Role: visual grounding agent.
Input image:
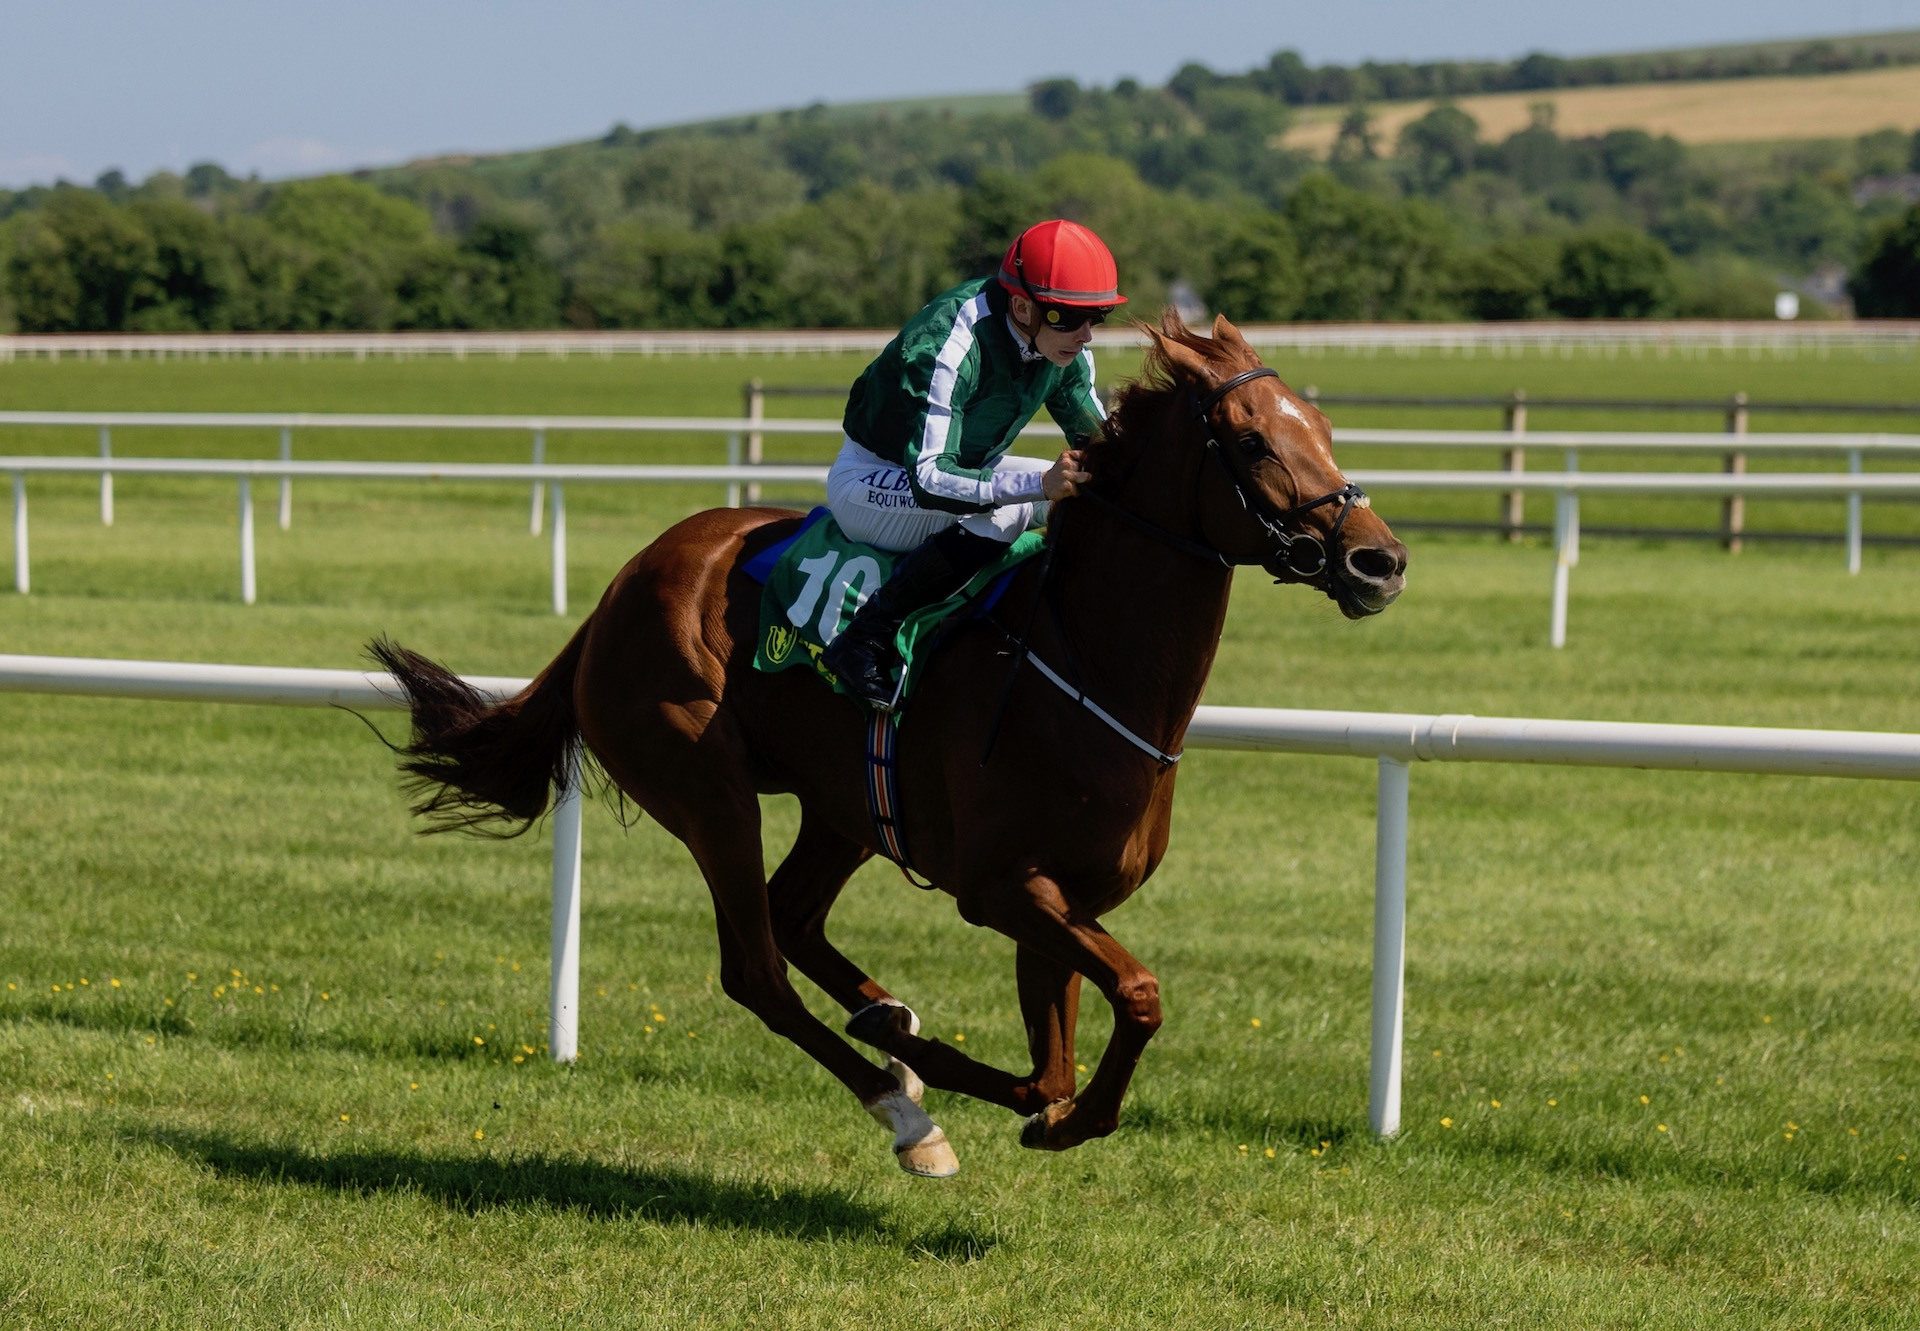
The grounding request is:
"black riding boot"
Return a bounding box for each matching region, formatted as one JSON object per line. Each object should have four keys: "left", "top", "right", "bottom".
{"left": 823, "top": 524, "right": 1003, "bottom": 709}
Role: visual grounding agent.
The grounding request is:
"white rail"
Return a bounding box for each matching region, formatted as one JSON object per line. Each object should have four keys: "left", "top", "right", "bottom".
{"left": 6, "top": 453, "right": 1919, "bottom": 634}
{"left": 3, "top": 652, "right": 1915, "bottom": 1133}
{"left": 5, "top": 321, "right": 1919, "bottom": 361}
{"left": 6, "top": 409, "right": 1915, "bottom": 556}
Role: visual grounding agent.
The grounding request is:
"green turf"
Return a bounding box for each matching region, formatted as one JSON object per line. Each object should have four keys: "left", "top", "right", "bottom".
{"left": 2, "top": 350, "right": 1917, "bottom": 1328}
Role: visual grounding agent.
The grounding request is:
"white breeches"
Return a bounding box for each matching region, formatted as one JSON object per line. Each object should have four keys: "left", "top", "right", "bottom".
{"left": 826, "top": 437, "right": 1049, "bottom": 553}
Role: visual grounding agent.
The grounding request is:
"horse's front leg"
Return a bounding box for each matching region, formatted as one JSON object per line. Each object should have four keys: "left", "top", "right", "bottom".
{"left": 963, "top": 873, "right": 1161, "bottom": 1151}
{"left": 1016, "top": 944, "right": 1082, "bottom": 1109}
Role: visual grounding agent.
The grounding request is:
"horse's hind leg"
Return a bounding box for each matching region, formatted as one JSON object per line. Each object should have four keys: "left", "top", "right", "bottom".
{"left": 765, "top": 812, "right": 1078, "bottom": 1117}
{"left": 764, "top": 812, "right": 925, "bottom": 1101}
{"left": 674, "top": 793, "right": 960, "bottom": 1178}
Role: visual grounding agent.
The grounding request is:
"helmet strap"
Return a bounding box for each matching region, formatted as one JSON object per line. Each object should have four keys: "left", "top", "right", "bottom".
{"left": 1007, "top": 293, "right": 1044, "bottom": 361}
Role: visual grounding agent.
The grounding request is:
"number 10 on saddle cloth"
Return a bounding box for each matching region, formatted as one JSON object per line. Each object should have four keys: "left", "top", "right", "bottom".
{"left": 749, "top": 508, "right": 1044, "bottom": 709}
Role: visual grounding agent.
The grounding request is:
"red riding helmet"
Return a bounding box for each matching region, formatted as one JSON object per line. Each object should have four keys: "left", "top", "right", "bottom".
{"left": 997, "top": 220, "right": 1127, "bottom": 318}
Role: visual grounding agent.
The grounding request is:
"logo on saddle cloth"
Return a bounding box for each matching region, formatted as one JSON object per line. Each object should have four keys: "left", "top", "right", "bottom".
{"left": 747, "top": 507, "right": 1042, "bottom": 707}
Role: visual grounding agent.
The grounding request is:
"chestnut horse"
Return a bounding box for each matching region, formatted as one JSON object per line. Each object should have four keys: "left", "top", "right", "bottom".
{"left": 372, "top": 311, "right": 1407, "bottom": 1177}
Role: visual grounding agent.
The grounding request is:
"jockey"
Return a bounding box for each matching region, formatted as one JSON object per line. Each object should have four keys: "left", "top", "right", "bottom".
{"left": 821, "top": 218, "right": 1126, "bottom": 709}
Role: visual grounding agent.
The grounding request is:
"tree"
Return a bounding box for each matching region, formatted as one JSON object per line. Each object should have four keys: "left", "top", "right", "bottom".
{"left": 1204, "top": 210, "right": 1301, "bottom": 321}
{"left": 126, "top": 196, "right": 240, "bottom": 329}
{"left": 1285, "top": 173, "right": 1463, "bottom": 320}
{"left": 2, "top": 188, "right": 156, "bottom": 330}
{"left": 1746, "top": 178, "right": 1859, "bottom": 268}
{"left": 1453, "top": 236, "right": 1557, "bottom": 320}
{"left": 1596, "top": 130, "right": 1684, "bottom": 194}
{"left": 1674, "top": 254, "right": 1783, "bottom": 319}
{"left": 621, "top": 136, "right": 805, "bottom": 230}
{"left": 1849, "top": 203, "right": 1920, "bottom": 317}
{"left": 184, "top": 162, "right": 237, "bottom": 199}
{"left": 568, "top": 220, "right": 723, "bottom": 327}
{"left": 1496, "top": 111, "right": 1578, "bottom": 192}
{"left": 456, "top": 212, "right": 562, "bottom": 328}
{"left": 1546, "top": 226, "right": 1677, "bottom": 317}
{"left": 1855, "top": 128, "right": 1911, "bottom": 178}
{"left": 1330, "top": 105, "right": 1380, "bottom": 164}
{"left": 1397, "top": 104, "right": 1481, "bottom": 196}
{"left": 1030, "top": 79, "right": 1082, "bottom": 121}
{"left": 1166, "top": 61, "right": 1219, "bottom": 107}
{"left": 260, "top": 177, "right": 446, "bottom": 328}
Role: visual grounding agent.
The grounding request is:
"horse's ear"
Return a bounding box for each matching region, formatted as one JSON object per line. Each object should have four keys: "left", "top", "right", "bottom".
{"left": 1211, "top": 314, "right": 1251, "bottom": 349}
{"left": 1146, "top": 320, "right": 1211, "bottom": 385}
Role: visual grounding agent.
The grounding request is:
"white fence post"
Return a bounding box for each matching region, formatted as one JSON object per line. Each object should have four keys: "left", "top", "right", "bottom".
{"left": 11, "top": 474, "right": 26, "bottom": 594}
{"left": 100, "top": 426, "right": 113, "bottom": 527}
{"left": 549, "top": 757, "right": 583, "bottom": 1064}
{"left": 278, "top": 427, "right": 293, "bottom": 530}
{"left": 1847, "top": 448, "right": 1864, "bottom": 576}
{"left": 549, "top": 482, "right": 567, "bottom": 617}
{"left": 1550, "top": 452, "right": 1580, "bottom": 649}
{"left": 725, "top": 433, "right": 742, "bottom": 508}
{"left": 1369, "top": 756, "right": 1410, "bottom": 1139}
{"left": 238, "top": 478, "right": 256, "bottom": 605}
{"left": 529, "top": 429, "right": 546, "bottom": 535}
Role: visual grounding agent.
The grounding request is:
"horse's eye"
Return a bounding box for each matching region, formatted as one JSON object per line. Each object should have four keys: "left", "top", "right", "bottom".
{"left": 1239, "top": 433, "right": 1266, "bottom": 459}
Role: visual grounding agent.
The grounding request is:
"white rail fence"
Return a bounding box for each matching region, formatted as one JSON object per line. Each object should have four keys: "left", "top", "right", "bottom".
{"left": 6, "top": 321, "right": 1920, "bottom": 361}
{"left": 7, "top": 452, "right": 1920, "bottom": 644}
{"left": 7, "top": 407, "right": 1918, "bottom": 549}
{"left": 3, "top": 652, "right": 1916, "bottom": 1137}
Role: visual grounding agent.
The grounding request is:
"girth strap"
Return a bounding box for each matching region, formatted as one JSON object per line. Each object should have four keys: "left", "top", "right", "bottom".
{"left": 863, "top": 711, "right": 933, "bottom": 888}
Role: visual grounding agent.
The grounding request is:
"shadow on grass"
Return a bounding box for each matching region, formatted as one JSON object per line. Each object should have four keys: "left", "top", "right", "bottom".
{"left": 1, "top": 1000, "right": 667, "bottom": 1071}
{"left": 143, "top": 1127, "right": 994, "bottom": 1256}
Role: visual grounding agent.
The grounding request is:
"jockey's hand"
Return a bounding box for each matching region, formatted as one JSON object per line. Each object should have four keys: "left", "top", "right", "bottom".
{"left": 1042, "top": 449, "right": 1092, "bottom": 502}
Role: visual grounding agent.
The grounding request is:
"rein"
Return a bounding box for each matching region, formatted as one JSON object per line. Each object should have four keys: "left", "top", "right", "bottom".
{"left": 978, "top": 362, "right": 1366, "bottom": 773}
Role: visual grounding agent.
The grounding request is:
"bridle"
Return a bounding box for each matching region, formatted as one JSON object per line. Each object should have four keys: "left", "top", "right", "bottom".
{"left": 1193, "top": 366, "right": 1368, "bottom": 581}
{"left": 1086, "top": 365, "right": 1367, "bottom": 583}
{"left": 981, "top": 362, "right": 1371, "bottom": 772}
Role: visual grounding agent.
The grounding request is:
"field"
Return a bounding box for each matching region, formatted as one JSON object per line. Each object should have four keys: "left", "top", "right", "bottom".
{"left": 1283, "top": 62, "right": 1920, "bottom": 155}
{"left": 3, "top": 347, "right": 1919, "bottom": 1328}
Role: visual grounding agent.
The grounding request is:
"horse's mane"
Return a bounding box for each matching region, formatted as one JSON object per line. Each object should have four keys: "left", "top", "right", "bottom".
{"left": 1088, "top": 309, "right": 1266, "bottom": 494}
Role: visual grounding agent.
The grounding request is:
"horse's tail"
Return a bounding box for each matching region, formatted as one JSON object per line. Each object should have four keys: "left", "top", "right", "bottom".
{"left": 368, "top": 623, "right": 589, "bottom": 838}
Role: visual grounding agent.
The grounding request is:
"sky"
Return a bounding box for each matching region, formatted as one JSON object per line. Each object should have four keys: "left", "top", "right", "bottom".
{"left": 5, "top": 0, "right": 1920, "bottom": 190}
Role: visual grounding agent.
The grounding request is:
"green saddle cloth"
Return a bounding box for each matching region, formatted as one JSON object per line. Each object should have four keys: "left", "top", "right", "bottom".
{"left": 751, "top": 514, "right": 1044, "bottom": 705}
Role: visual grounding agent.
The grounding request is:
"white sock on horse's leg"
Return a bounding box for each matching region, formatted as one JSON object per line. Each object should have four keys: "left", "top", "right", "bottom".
{"left": 865, "top": 1089, "right": 958, "bottom": 1178}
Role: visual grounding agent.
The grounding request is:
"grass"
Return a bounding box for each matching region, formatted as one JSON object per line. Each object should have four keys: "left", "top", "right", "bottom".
{"left": 1283, "top": 61, "right": 1920, "bottom": 154}
{"left": 2, "top": 350, "right": 1918, "bottom": 1327}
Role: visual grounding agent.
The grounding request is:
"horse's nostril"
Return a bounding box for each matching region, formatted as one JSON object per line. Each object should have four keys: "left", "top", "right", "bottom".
{"left": 1347, "top": 545, "right": 1403, "bottom": 583}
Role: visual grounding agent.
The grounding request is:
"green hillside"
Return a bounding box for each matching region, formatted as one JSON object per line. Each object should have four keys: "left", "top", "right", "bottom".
{"left": 4, "top": 29, "right": 1920, "bottom": 334}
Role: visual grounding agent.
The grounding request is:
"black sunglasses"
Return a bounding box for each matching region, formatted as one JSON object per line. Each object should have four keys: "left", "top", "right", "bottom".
{"left": 1039, "top": 304, "right": 1111, "bottom": 332}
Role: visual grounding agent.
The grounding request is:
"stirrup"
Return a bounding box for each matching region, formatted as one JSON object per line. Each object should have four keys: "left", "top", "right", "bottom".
{"left": 824, "top": 632, "right": 902, "bottom": 710}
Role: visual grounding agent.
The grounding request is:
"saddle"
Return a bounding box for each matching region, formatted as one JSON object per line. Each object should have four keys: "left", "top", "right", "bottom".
{"left": 746, "top": 508, "right": 1043, "bottom": 710}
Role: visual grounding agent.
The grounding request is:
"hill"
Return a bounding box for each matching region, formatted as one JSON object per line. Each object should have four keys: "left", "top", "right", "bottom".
{"left": 6, "top": 28, "right": 1920, "bottom": 334}
{"left": 1285, "top": 63, "right": 1920, "bottom": 156}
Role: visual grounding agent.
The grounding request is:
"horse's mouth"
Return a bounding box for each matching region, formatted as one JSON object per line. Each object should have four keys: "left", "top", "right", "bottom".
{"left": 1266, "top": 544, "right": 1406, "bottom": 618}
{"left": 1326, "top": 571, "right": 1403, "bottom": 619}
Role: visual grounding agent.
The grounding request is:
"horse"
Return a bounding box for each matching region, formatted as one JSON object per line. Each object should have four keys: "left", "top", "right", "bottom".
{"left": 370, "top": 310, "right": 1408, "bottom": 1178}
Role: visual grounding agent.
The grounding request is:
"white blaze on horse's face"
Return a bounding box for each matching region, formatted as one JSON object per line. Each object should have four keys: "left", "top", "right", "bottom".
{"left": 1277, "top": 395, "right": 1331, "bottom": 461}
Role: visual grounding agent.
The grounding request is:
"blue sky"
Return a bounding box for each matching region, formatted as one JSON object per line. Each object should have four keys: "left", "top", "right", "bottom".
{"left": 4, "top": 0, "right": 1919, "bottom": 189}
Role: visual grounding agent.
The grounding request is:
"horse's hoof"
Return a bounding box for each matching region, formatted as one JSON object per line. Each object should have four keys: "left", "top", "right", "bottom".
{"left": 846, "top": 999, "right": 918, "bottom": 1047}
{"left": 866, "top": 1089, "right": 957, "bottom": 1178}
{"left": 1020, "top": 1099, "right": 1075, "bottom": 1151}
{"left": 895, "top": 1126, "right": 959, "bottom": 1178}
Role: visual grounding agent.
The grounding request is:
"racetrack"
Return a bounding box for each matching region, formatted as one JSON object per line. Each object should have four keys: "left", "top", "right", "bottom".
{"left": 2, "top": 346, "right": 1916, "bottom": 1328}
